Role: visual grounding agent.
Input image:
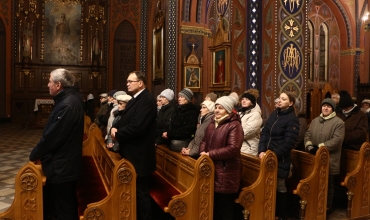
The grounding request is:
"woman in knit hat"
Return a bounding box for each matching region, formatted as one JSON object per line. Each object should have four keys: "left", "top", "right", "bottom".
{"left": 304, "top": 98, "right": 344, "bottom": 214}
{"left": 106, "top": 91, "right": 127, "bottom": 140}
{"left": 336, "top": 90, "right": 367, "bottom": 150}
{"left": 161, "top": 88, "right": 199, "bottom": 152}
{"left": 85, "top": 94, "right": 95, "bottom": 122}
{"left": 181, "top": 100, "right": 215, "bottom": 158}
{"left": 106, "top": 94, "right": 132, "bottom": 152}
{"left": 238, "top": 92, "right": 263, "bottom": 156}
{"left": 205, "top": 92, "right": 217, "bottom": 102}
{"left": 258, "top": 92, "right": 300, "bottom": 220}
{"left": 199, "top": 96, "right": 243, "bottom": 220}
{"left": 155, "top": 88, "right": 177, "bottom": 145}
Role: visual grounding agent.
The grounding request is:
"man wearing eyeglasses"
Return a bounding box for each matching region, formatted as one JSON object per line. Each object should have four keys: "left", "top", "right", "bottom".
{"left": 111, "top": 71, "right": 157, "bottom": 220}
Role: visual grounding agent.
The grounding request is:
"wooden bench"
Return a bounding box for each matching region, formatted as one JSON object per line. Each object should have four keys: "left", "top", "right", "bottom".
{"left": 80, "top": 123, "right": 137, "bottom": 220}
{"left": 286, "top": 147, "right": 329, "bottom": 220}
{"left": 151, "top": 145, "right": 214, "bottom": 220}
{"left": 0, "top": 162, "right": 45, "bottom": 219}
{"left": 0, "top": 121, "right": 137, "bottom": 220}
{"left": 340, "top": 142, "right": 370, "bottom": 219}
{"left": 235, "top": 150, "right": 278, "bottom": 220}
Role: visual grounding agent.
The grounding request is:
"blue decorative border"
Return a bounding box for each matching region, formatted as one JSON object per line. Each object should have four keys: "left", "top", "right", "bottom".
{"left": 184, "top": 0, "right": 190, "bottom": 22}
{"left": 168, "top": 0, "right": 177, "bottom": 91}
{"left": 197, "top": 0, "right": 203, "bottom": 23}
{"left": 140, "top": 0, "right": 148, "bottom": 74}
{"left": 248, "top": 0, "right": 259, "bottom": 89}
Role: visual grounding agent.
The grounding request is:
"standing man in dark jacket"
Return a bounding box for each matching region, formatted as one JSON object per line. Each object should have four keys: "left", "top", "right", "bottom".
{"left": 336, "top": 90, "right": 367, "bottom": 150}
{"left": 29, "top": 68, "right": 84, "bottom": 220}
{"left": 111, "top": 71, "right": 157, "bottom": 220}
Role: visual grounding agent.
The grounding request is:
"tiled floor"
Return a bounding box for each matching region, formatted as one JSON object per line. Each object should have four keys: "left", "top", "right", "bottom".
{"left": 0, "top": 123, "right": 348, "bottom": 219}
{"left": 0, "top": 123, "right": 43, "bottom": 212}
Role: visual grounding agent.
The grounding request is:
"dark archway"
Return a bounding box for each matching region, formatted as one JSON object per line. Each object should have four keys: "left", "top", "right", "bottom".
{"left": 113, "top": 20, "right": 137, "bottom": 91}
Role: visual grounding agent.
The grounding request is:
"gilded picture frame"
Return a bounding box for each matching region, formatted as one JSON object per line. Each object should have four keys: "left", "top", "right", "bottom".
{"left": 213, "top": 48, "right": 227, "bottom": 85}
{"left": 184, "top": 66, "right": 201, "bottom": 89}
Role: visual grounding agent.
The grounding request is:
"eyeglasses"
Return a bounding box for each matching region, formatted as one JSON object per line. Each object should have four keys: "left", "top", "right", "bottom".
{"left": 127, "top": 80, "right": 139, "bottom": 84}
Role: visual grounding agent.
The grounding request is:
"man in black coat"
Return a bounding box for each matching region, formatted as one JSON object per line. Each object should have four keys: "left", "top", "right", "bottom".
{"left": 29, "top": 68, "right": 84, "bottom": 220}
{"left": 111, "top": 71, "right": 157, "bottom": 220}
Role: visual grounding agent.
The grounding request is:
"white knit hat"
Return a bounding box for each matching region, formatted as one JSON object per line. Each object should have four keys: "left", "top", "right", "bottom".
{"left": 100, "top": 93, "right": 108, "bottom": 98}
{"left": 215, "top": 96, "right": 234, "bottom": 113}
{"left": 362, "top": 99, "right": 370, "bottom": 105}
{"left": 160, "top": 89, "right": 174, "bottom": 101}
{"left": 87, "top": 94, "right": 94, "bottom": 100}
{"left": 116, "top": 94, "right": 132, "bottom": 103}
{"left": 201, "top": 100, "right": 215, "bottom": 112}
{"left": 229, "top": 92, "right": 239, "bottom": 106}
{"left": 113, "top": 91, "right": 127, "bottom": 99}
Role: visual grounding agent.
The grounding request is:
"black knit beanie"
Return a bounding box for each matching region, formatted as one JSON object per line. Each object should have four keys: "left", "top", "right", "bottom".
{"left": 241, "top": 93, "right": 256, "bottom": 106}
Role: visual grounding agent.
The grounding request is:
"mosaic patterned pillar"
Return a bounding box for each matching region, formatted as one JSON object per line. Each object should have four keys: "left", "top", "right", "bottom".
{"left": 261, "top": 0, "right": 308, "bottom": 119}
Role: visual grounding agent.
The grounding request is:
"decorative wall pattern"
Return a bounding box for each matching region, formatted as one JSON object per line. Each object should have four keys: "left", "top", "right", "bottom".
{"left": 140, "top": 0, "right": 148, "bottom": 74}
{"left": 231, "top": 0, "right": 246, "bottom": 93}
{"left": 308, "top": 1, "right": 340, "bottom": 91}
{"left": 167, "top": 0, "right": 178, "bottom": 91}
{"left": 110, "top": 0, "right": 140, "bottom": 33}
{"left": 0, "top": 0, "right": 10, "bottom": 25}
{"left": 261, "top": 0, "right": 307, "bottom": 119}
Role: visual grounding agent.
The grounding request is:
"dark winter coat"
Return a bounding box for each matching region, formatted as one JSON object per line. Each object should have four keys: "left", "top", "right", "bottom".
{"left": 85, "top": 99, "right": 95, "bottom": 122}
{"left": 113, "top": 89, "right": 157, "bottom": 177}
{"left": 258, "top": 106, "right": 300, "bottom": 178}
{"left": 199, "top": 113, "right": 244, "bottom": 194}
{"left": 336, "top": 106, "right": 368, "bottom": 151}
{"left": 166, "top": 103, "right": 199, "bottom": 141}
{"left": 29, "top": 86, "right": 85, "bottom": 183}
{"left": 155, "top": 100, "right": 177, "bottom": 144}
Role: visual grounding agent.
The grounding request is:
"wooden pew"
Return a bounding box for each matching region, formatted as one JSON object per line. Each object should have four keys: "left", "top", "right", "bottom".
{"left": 83, "top": 115, "right": 92, "bottom": 141}
{"left": 235, "top": 150, "right": 278, "bottom": 220}
{"left": 151, "top": 145, "right": 214, "bottom": 220}
{"left": 0, "top": 118, "right": 135, "bottom": 220}
{"left": 340, "top": 142, "right": 370, "bottom": 219}
{"left": 80, "top": 123, "right": 137, "bottom": 220}
{"left": 286, "top": 147, "right": 329, "bottom": 220}
{"left": 0, "top": 162, "right": 45, "bottom": 219}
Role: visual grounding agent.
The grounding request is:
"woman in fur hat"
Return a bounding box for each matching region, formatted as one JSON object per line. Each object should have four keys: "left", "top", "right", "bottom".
{"left": 238, "top": 92, "right": 262, "bottom": 156}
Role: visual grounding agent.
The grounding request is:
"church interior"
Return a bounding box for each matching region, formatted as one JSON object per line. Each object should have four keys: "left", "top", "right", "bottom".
{"left": 1, "top": 0, "right": 370, "bottom": 219}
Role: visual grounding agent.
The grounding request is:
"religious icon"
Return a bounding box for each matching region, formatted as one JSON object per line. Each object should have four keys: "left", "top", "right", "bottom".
{"left": 92, "top": 29, "right": 102, "bottom": 59}
{"left": 214, "top": 50, "right": 226, "bottom": 83}
{"left": 185, "top": 67, "right": 201, "bottom": 88}
{"left": 22, "top": 22, "right": 33, "bottom": 58}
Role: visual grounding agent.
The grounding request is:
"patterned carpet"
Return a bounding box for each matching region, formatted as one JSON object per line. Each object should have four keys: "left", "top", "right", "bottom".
{"left": 0, "top": 123, "right": 347, "bottom": 219}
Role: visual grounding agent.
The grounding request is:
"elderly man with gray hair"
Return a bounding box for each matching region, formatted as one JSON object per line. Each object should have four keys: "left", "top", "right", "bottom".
{"left": 29, "top": 68, "right": 84, "bottom": 220}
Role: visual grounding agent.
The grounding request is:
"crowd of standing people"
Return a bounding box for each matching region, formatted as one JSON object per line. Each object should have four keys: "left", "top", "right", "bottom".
{"left": 29, "top": 68, "right": 369, "bottom": 220}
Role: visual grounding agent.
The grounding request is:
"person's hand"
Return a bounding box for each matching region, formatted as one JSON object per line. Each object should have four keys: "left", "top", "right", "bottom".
{"left": 32, "top": 159, "right": 41, "bottom": 165}
{"left": 111, "top": 128, "right": 117, "bottom": 138}
{"left": 107, "top": 143, "right": 113, "bottom": 148}
{"left": 162, "top": 132, "right": 168, "bottom": 139}
{"left": 181, "top": 148, "right": 190, "bottom": 155}
{"left": 200, "top": 151, "right": 209, "bottom": 156}
{"left": 259, "top": 152, "right": 266, "bottom": 159}
{"left": 305, "top": 145, "right": 318, "bottom": 155}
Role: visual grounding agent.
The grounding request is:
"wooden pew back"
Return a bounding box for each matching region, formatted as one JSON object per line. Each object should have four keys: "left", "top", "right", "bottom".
{"left": 236, "top": 150, "right": 278, "bottom": 220}
{"left": 154, "top": 145, "right": 215, "bottom": 220}
{"left": 287, "top": 147, "right": 329, "bottom": 220}
{"left": 0, "top": 163, "right": 45, "bottom": 219}
{"left": 80, "top": 123, "right": 137, "bottom": 220}
{"left": 341, "top": 142, "right": 370, "bottom": 218}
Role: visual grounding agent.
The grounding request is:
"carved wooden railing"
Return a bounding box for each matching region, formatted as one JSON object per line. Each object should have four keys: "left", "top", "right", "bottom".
{"left": 288, "top": 147, "right": 329, "bottom": 220}
{"left": 235, "top": 150, "right": 278, "bottom": 220}
{"left": 0, "top": 162, "right": 45, "bottom": 219}
{"left": 341, "top": 142, "right": 370, "bottom": 219}
{"left": 154, "top": 145, "right": 215, "bottom": 220}
{"left": 80, "top": 124, "right": 136, "bottom": 220}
